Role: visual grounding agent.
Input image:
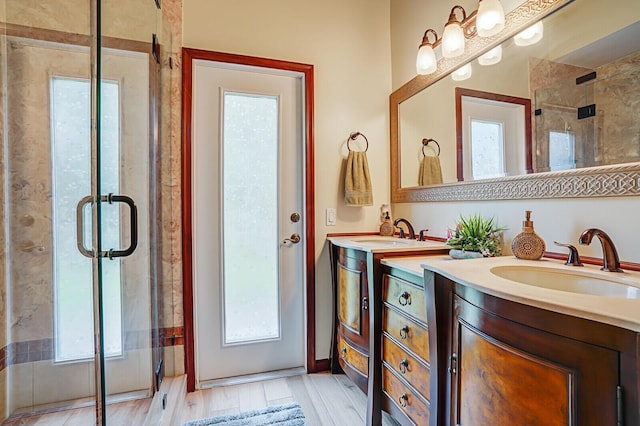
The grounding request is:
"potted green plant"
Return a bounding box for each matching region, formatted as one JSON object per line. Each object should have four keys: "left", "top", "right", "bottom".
{"left": 446, "top": 214, "right": 506, "bottom": 258}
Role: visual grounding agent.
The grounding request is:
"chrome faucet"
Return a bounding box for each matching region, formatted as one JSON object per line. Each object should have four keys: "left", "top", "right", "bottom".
{"left": 578, "top": 228, "right": 623, "bottom": 272}
{"left": 393, "top": 218, "right": 415, "bottom": 240}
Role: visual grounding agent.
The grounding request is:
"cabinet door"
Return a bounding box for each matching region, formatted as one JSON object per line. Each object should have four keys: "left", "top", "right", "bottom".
{"left": 451, "top": 295, "right": 619, "bottom": 426}
{"left": 336, "top": 250, "right": 369, "bottom": 350}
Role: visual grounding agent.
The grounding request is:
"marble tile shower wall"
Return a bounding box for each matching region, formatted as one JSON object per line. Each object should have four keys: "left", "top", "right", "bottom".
{"left": 159, "top": 0, "right": 185, "bottom": 377}
{"left": 531, "top": 51, "right": 640, "bottom": 172}
{"left": 1, "top": 30, "right": 7, "bottom": 422}
{"left": 595, "top": 51, "right": 640, "bottom": 164}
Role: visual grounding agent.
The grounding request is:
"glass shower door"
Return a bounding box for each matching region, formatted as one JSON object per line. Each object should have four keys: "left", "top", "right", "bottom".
{"left": 1, "top": 0, "right": 159, "bottom": 424}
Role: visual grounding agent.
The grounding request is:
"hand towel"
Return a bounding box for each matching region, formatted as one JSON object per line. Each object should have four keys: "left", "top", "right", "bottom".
{"left": 418, "top": 155, "right": 443, "bottom": 186}
{"left": 345, "top": 151, "right": 373, "bottom": 206}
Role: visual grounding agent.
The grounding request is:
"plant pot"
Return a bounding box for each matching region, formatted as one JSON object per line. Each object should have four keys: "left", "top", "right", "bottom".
{"left": 449, "top": 249, "right": 484, "bottom": 259}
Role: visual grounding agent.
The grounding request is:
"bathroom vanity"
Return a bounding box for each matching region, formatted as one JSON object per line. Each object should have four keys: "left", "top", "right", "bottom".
{"left": 381, "top": 256, "right": 640, "bottom": 426}
{"left": 379, "top": 265, "right": 432, "bottom": 425}
{"left": 326, "top": 235, "right": 449, "bottom": 423}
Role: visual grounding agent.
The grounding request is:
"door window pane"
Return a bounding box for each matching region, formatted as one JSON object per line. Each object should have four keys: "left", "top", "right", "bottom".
{"left": 470, "top": 119, "right": 505, "bottom": 179}
{"left": 51, "top": 77, "right": 122, "bottom": 361}
{"left": 222, "top": 92, "right": 279, "bottom": 344}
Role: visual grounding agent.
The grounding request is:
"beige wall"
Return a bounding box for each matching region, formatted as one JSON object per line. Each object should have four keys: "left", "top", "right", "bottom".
{"left": 183, "top": 0, "right": 392, "bottom": 359}
{"left": 390, "top": 0, "right": 640, "bottom": 263}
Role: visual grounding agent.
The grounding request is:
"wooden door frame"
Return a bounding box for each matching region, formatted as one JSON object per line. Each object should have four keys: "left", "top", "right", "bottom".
{"left": 181, "top": 48, "right": 317, "bottom": 391}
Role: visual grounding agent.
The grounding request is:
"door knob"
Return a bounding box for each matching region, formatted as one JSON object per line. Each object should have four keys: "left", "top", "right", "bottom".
{"left": 283, "top": 233, "right": 301, "bottom": 244}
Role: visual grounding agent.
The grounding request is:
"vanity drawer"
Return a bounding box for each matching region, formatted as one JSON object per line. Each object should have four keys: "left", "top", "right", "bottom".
{"left": 383, "top": 306, "right": 429, "bottom": 360}
{"left": 384, "top": 275, "right": 427, "bottom": 323}
{"left": 383, "top": 335, "right": 430, "bottom": 400}
{"left": 338, "top": 334, "right": 368, "bottom": 377}
{"left": 383, "top": 366, "right": 430, "bottom": 426}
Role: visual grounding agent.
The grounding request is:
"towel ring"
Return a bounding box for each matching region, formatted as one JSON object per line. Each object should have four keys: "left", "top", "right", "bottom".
{"left": 422, "top": 138, "right": 440, "bottom": 157}
{"left": 348, "top": 132, "right": 369, "bottom": 152}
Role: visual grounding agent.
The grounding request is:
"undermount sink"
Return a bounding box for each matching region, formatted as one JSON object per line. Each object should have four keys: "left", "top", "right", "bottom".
{"left": 491, "top": 265, "right": 640, "bottom": 299}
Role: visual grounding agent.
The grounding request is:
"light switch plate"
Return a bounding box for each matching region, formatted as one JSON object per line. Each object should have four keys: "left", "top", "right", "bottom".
{"left": 326, "top": 208, "right": 336, "bottom": 226}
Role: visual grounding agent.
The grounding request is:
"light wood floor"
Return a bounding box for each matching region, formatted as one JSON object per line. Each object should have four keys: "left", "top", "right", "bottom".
{"left": 1, "top": 399, "right": 151, "bottom": 426}
{"left": 1, "top": 374, "right": 400, "bottom": 426}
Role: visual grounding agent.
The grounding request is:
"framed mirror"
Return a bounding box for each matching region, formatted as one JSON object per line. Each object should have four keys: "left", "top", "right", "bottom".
{"left": 391, "top": 0, "right": 640, "bottom": 202}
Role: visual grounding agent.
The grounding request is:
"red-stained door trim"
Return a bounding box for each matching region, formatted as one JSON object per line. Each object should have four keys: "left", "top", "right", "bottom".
{"left": 181, "top": 48, "right": 316, "bottom": 392}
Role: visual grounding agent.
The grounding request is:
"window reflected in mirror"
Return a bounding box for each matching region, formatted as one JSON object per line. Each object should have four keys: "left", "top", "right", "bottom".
{"left": 456, "top": 88, "right": 532, "bottom": 182}
{"left": 470, "top": 119, "right": 505, "bottom": 180}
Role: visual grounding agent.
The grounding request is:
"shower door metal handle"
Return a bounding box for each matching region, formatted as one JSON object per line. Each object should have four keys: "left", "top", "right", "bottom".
{"left": 75, "top": 194, "right": 138, "bottom": 259}
{"left": 100, "top": 194, "right": 138, "bottom": 259}
{"left": 76, "top": 195, "right": 95, "bottom": 258}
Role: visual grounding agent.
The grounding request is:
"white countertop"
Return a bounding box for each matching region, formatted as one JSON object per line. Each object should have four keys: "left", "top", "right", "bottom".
{"left": 327, "top": 235, "right": 450, "bottom": 253}
{"left": 382, "top": 255, "right": 640, "bottom": 332}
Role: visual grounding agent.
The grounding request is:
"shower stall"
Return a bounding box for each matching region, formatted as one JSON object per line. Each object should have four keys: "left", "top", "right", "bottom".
{"left": 1, "top": 0, "right": 166, "bottom": 423}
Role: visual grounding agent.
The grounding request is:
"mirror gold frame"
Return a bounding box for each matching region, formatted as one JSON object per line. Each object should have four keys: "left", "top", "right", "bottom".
{"left": 390, "top": 0, "right": 640, "bottom": 202}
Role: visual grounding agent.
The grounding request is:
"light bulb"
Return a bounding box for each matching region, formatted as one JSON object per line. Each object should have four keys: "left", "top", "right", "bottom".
{"left": 442, "top": 22, "right": 466, "bottom": 58}
{"left": 478, "top": 45, "right": 502, "bottom": 66}
{"left": 477, "top": 0, "right": 505, "bottom": 38}
{"left": 451, "top": 63, "right": 473, "bottom": 81}
{"left": 514, "top": 21, "right": 544, "bottom": 46}
{"left": 416, "top": 44, "right": 437, "bottom": 75}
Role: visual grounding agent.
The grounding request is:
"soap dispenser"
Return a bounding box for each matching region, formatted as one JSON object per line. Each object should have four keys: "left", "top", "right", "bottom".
{"left": 379, "top": 212, "right": 394, "bottom": 236}
{"left": 511, "top": 210, "right": 546, "bottom": 260}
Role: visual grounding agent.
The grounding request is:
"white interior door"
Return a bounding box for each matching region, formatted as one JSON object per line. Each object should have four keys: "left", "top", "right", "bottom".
{"left": 192, "top": 60, "right": 306, "bottom": 385}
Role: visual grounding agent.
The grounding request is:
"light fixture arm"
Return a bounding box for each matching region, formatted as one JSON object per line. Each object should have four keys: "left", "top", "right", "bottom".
{"left": 461, "top": 10, "right": 478, "bottom": 38}
{"left": 446, "top": 5, "right": 467, "bottom": 26}
{"left": 419, "top": 29, "right": 439, "bottom": 49}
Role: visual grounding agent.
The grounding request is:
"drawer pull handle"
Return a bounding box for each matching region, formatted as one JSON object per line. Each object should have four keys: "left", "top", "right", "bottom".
{"left": 398, "top": 291, "right": 411, "bottom": 306}
{"left": 399, "top": 358, "right": 409, "bottom": 374}
{"left": 448, "top": 353, "right": 457, "bottom": 374}
{"left": 399, "top": 393, "right": 408, "bottom": 407}
{"left": 399, "top": 325, "right": 409, "bottom": 339}
{"left": 341, "top": 347, "right": 347, "bottom": 359}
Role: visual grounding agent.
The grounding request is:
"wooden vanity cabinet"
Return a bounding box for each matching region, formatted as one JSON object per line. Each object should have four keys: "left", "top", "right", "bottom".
{"left": 330, "top": 245, "right": 371, "bottom": 392}
{"left": 431, "top": 273, "right": 640, "bottom": 426}
{"left": 380, "top": 267, "right": 433, "bottom": 426}
{"left": 328, "top": 240, "right": 449, "bottom": 426}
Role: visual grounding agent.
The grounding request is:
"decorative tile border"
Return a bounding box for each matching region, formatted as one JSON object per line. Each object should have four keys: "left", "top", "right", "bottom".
{"left": 397, "top": 163, "right": 640, "bottom": 202}
{"left": 0, "top": 327, "right": 184, "bottom": 373}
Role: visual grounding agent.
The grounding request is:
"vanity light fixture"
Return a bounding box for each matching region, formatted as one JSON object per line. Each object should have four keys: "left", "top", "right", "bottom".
{"left": 442, "top": 6, "right": 468, "bottom": 58}
{"left": 478, "top": 45, "right": 503, "bottom": 65}
{"left": 514, "top": 21, "right": 544, "bottom": 46}
{"left": 476, "top": 0, "right": 505, "bottom": 37}
{"left": 451, "top": 63, "right": 473, "bottom": 81}
{"left": 415, "top": 0, "right": 506, "bottom": 76}
{"left": 416, "top": 29, "right": 439, "bottom": 75}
